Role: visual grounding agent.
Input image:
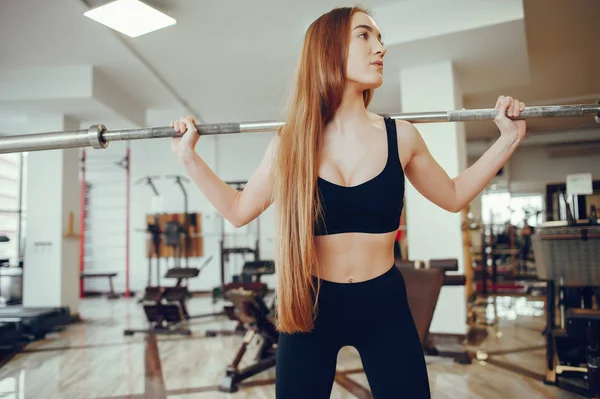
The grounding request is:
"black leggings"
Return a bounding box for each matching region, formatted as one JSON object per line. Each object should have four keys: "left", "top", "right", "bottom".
{"left": 275, "top": 265, "right": 431, "bottom": 398}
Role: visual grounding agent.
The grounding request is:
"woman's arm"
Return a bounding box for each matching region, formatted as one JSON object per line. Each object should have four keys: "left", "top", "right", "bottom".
{"left": 172, "top": 116, "right": 277, "bottom": 227}
{"left": 401, "top": 95, "right": 526, "bottom": 213}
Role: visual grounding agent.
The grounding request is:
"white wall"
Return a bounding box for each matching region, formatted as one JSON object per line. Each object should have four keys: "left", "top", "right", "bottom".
{"left": 22, "top": 115, "right": 80, "bottom": 313}
{"left": 505, "top": 146, "right": 600, "bottom": 194}
{"left": 469, "top": 143, "right": 600, "bottom": 197}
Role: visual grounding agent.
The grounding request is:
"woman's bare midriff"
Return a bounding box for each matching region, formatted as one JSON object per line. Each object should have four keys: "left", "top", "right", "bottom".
{"left": 314, "top": 231, "right": 396, "bottom": 283}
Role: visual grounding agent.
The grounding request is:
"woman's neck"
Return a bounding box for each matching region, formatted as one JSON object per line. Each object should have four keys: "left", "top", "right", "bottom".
{"left": 328, "top": 85, "right": 369, "bottom": 134}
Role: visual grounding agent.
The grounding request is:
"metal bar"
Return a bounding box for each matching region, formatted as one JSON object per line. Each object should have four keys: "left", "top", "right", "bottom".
{"left": 125, "top": 146, "right": 131, "bottom": 298}
{"left": 17, "top": 153, "right": 24, "bottom": 260}
{"left": 79, "top": 150, "right": 86, "bottom": 299}
{"left": 1, "top": 102, "right": 599, "bottom": 155}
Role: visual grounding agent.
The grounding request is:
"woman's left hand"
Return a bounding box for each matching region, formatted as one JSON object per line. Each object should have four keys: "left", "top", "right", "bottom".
{"left": 493, "top": 95, "right": 527, "bottom": 143}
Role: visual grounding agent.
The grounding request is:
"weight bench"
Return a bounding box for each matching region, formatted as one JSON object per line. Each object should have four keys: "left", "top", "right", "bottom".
{"left": 125, "top": 260, "right": 211, "bottom": 337}
{"left": 163, "top": 258, "right": 224, "bottom": 322}
{"left": 207, "top": 260, "right": 275, "bottom": 338}
{"left": 125, "top": 286, "right": 191, "bottom": 336}
{"left": 218, "top": 288, "right": 278, "bottom": 393}
{"left": 80, "top": 272, "right": 119, "bottom": 299}
{"left": 163, "top": 267, "right": 199, "bottom": 320}
{"left": 220, "top": 260, "right": 275, "bottom": 298}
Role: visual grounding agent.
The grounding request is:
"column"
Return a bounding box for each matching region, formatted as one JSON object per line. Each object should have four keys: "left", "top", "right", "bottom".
{"left": 23, "top": 115, "right": 80, "bottom": 316}
{"left": 399, "top": 61, "right": 468, "bottom": 335}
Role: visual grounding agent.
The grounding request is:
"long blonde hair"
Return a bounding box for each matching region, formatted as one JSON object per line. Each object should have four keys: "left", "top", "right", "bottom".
{"left": 273, "top": 6, "right": 375, "bottom": 334}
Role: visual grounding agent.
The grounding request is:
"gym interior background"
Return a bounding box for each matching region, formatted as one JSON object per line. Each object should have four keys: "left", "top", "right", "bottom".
{"left": 0, "top": 0, "right": 599, "bottom": 398}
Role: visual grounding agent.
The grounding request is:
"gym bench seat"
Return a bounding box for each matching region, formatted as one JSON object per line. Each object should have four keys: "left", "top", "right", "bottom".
{"left": 80, "top": 272, "right": 119, "bottom": 299}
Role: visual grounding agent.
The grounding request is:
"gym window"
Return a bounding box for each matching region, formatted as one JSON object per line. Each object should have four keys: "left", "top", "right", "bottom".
{"left": 481, "top": 192, "right": 544, "bottom": 227}
{"left": 0, "top": 153, "right": 26, "bottom": 265}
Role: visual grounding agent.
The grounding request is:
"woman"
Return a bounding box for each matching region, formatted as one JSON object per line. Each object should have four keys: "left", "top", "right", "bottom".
{"left": 170, "top": 6, "right": 526, "bottom": 398}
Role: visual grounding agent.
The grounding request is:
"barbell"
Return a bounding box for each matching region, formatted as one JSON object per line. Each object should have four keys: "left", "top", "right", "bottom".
{"left": 0, "top": 100, "right": 599, "bottom": 154}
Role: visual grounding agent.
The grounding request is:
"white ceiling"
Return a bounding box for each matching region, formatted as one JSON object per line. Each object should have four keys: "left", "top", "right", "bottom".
{"left": 0, "top": 0, "right": 599, "bottom": 142}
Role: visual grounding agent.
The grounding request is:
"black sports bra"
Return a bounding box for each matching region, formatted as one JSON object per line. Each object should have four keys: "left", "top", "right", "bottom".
{"left": 314, "top": 117, "right": 405, "bottom": 236}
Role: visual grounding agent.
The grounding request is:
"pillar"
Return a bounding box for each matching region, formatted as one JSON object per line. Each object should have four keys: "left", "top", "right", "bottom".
{"left": 23, "top": 115, "right": 80, "bottom": 316}
{"left": 399, "top": 61, "right": 468, "bottom": 335}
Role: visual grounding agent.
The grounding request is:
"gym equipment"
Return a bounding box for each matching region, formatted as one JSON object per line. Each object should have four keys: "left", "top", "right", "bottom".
{"left": 165, "top": 175, "right": 194, "bottom": 268}
{"left": 0, "top": 322, "right": 21, "bottom": 369}
{"left": 167, "top": 256, "right": 224, "bottom": 321}
{"left": 218, "top": 288, "right": 278, "bottom": 393}
{"left": 0, "top": 321, "right": 20, "bottom": 347}
{"left": 79, "top": 272, "right": 119, "bottom": 299}
{"left": 124, "top": 256, "right": 213, "bottom": 337}
{"left": 163, "top": 219, "right": 185, "bottom": 268}
{"left": 563, "top": 309, "right": 600, "bottom": 397}
{"left": 215, "top": 181, "right": 262, "bottom": 294}
{"left": 124, "top": 286, "right": 192, "bottom": 336}
{"left": 137, "top": 176, "right": 163, "bottom": 288}
{"left": 396, "top": 258, "right": 472, "bottom": 365}
{"left": 532, "top": 222, "right": 600, "bottom": 397}
{"left": 206, "top": 259, "right": 275, "bottom": 338}
{"left": 1, "top": 101, "right": 599, "bottom": 154}
{"left": 475, "top": 220, "right": 540, "bottom": 297}
{"left": 0, "top": 307, "right": 71, "bottom": 340}
{"left": 225, "top": 260, "right": 274, "bottom": 296}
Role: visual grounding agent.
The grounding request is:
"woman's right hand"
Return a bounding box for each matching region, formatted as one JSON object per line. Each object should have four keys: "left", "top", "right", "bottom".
{"left": 170, "top": 115, "right": 200, "bottom": 158}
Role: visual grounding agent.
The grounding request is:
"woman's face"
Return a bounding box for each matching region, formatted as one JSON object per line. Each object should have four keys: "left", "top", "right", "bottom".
{"left": 345, "top": 12, "right": 386, "bottom": 90}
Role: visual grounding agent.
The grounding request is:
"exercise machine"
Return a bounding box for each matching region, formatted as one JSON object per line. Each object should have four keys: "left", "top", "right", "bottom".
{"left": 164, "top": 175, "right": 197, "bottom": 269}
{"left": 218, "top": 287, "right": 277, "bottom": 393}
{"left": 136, "top": 176, "right": 163, "bottom": 289}
{"left": 124, "top": 256, "right": 213, "bottom": 337}
{"left": 213, "top": 181, "right": 263, "bottom": 300}
{"left": 533, "top": 220, "right": 600, "bottom": 397}
{"left": 0, "top": 307, "right": 71, "bottom": 340}
{"left": 0, "top": 321, "right": 20, "bottom": 348}
{"left": 206, "top": 259, "right": 275, "bottom": 338}
{"left": 475, "top": 220, "right": 540, "bottom": 297}
{"left": 166, "top": 255, "right": 224, "bottom": 321}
